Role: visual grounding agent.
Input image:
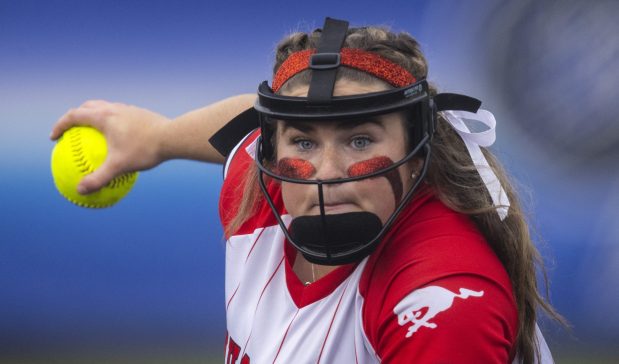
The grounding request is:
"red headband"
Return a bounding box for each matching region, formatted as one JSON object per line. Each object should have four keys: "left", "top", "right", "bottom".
{"left": 272, "top": 48, "right": 417, "bottom": 92}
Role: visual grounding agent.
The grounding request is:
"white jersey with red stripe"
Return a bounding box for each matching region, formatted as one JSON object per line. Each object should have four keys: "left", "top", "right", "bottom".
{"left": 225, "top": 221, "right": 376, "bottom": 363}
{"left": 219, "top": 130, "right": 553, "bottom": 364}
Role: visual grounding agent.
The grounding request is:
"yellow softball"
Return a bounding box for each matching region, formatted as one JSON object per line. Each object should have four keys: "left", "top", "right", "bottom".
{"left": 51, "top": 126, "right": 138, "bottom": 208}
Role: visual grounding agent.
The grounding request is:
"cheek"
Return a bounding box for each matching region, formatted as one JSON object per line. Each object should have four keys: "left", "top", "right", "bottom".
{"left": 276, "top": 158, "right": 316, "bottom": 179}
{"left": 347, "top": 156, "right": 393, "bottom": 176}
{"left": 280, "top": 182, "right": 309, "bottom": 217}
{"left": 348, "top": 156, "right": 403, "bottom": 204}
{"left": 276, "top": 158, "right": 316, "bottom": 216}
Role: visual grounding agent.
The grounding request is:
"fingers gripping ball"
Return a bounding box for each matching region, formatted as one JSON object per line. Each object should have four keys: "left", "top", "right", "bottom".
{"left": 51, "top": 126, "right": 137, "bottom": 208}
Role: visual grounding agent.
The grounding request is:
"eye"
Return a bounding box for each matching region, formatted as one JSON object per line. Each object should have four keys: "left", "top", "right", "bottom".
{"left": 295, "top": 138, "right": 315, "bottom": 151}
{"left": 351, "top": 136, "right": 371, "bottom": 150}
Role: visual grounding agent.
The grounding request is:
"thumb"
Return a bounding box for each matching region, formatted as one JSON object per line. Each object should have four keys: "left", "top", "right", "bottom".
{"left": 77, "top": 159, "right": 123, "bottom": 195}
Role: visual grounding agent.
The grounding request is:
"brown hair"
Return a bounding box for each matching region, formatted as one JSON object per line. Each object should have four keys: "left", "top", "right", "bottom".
{"left": 226, "top": 25, "right": 565, "bottom": 363}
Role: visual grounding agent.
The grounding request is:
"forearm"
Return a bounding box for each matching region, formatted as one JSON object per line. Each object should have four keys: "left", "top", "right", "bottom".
{"left": 159, "top": 93, "right": 256, "bottom": 164}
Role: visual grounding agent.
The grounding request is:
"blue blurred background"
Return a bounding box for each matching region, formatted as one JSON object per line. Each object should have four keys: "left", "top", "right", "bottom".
{"left": 1, "top": 0, "right": 618, "bottom": 362}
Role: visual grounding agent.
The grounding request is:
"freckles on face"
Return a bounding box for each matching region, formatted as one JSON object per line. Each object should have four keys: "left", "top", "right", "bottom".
{"left": 347, "top": 156, "right": 403, "bottom": 206}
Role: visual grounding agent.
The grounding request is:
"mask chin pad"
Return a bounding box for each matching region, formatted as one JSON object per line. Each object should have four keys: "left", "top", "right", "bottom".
{"left": 289, "top": 211, "right": 383, "bottom": 265}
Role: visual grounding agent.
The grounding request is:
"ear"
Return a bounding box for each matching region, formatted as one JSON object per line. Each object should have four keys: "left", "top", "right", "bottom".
{"left": 407, "top": 157, "right": 423, "bottom": 180}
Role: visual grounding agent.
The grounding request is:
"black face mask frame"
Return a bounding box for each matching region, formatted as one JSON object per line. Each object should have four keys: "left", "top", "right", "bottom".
{"left": 254, "top": 68, "right": 462, "bottom": 265}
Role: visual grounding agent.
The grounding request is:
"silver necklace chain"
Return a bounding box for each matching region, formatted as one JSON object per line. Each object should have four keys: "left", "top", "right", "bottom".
{"left": 304, "top": 263, "right": 316, "bottom": 286}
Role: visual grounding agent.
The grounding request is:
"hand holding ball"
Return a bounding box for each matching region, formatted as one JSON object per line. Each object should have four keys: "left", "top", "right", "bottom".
{"left": 51, "top": 126, "right": 138, "bottom": 208}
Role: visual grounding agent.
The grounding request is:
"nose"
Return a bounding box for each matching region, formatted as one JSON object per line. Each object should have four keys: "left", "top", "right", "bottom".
{"left": 313, "top": 144, "right": 348, "bottom": 181}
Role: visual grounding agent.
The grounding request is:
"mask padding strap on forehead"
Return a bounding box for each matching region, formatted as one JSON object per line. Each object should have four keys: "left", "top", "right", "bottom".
{"left": 307, "top": 17, "right": 349, "bottom": 104}
{"left": 317, "top": 182, "right": 331, "bottom": 259}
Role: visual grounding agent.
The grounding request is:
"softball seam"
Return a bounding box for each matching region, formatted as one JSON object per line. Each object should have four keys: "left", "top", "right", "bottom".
{"left": 68, "top": 128, "right": 136, "bottom": 190}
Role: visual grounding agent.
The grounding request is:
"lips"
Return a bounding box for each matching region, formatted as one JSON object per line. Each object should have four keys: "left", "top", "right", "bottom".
{"left": 311, "top": 201, "right": 357, "bottom": 214}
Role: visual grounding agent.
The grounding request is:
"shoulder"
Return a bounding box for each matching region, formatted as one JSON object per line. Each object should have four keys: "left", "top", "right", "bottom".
{"left": 359, "top": 190, "right": 518, "bottom": 363}
{"left": 361, "top": 192, "right": 510, "bottom": 292}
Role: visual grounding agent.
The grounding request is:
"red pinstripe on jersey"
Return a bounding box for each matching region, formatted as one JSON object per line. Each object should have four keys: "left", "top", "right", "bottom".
{"left": 227, "top": 227, "right": 268, "bottom": 312}
{"left": 226, "top": 285, "right": 240, "bottom": 312}
{"left": 317, "top": 279, "right": 351, "bottom": 363}
{"left": 272, "top": 309, "right": 300, "bottom": 364}
{"left": 238, "top": 256, "right": 285, "bottom": 360}
{"left": 245, "top": 227, "right": 266, "bottom": 263}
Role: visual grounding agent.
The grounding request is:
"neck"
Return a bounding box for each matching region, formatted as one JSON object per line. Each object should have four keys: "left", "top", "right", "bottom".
{"left": 293, "top": 251, "right": 339, "bottom": 285}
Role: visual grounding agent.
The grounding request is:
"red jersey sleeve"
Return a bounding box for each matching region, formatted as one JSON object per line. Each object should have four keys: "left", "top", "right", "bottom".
{"left": 360, "top": 194, "right": 518, "bottom": 363}
{"left": 373, "top": 274, "right": 517, "bottom": 363}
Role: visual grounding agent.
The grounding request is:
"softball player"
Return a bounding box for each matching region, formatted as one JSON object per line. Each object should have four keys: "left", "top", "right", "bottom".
{"left": 52, "top": 17, "right": 560, "bottom": 364}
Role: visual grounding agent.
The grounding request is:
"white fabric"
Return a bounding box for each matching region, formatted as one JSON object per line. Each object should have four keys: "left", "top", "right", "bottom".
{"left": 441, "top": 109, "right": 511, "bottom": 220}
{"left": 225, "top": 220, "right": 378, "bottom": 363}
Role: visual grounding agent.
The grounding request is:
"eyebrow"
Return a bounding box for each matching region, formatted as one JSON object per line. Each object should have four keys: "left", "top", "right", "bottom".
{"left": 280, "top": 117, "right": 386, "bottom": 134}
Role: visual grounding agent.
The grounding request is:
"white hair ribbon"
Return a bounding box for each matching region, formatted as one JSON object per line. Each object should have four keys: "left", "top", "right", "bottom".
{"left": 440, "top": 109, "right": 510, "bottom": 220}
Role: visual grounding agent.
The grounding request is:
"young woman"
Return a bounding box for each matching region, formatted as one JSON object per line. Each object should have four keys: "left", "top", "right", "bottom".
{"left": 51, "top": 18, "right": 562, "bottom": 363}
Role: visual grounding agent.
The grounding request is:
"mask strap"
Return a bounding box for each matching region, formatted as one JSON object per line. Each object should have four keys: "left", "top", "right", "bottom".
{"left": 316, "top": 182, "right": 331, "bottom": 259}
{"left": 441, "top": 109, "right": 511, "bottom": 220}
{"left": 307, "top": 17, "right": 349, "bottom": 103}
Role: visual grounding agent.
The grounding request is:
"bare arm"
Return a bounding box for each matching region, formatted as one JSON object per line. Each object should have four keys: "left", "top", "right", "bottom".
{"left": 160, "top": 94, "right": 256, "bottom": 164}
{"left": 50, "top": 94, "right": 256, "bottom": 194}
